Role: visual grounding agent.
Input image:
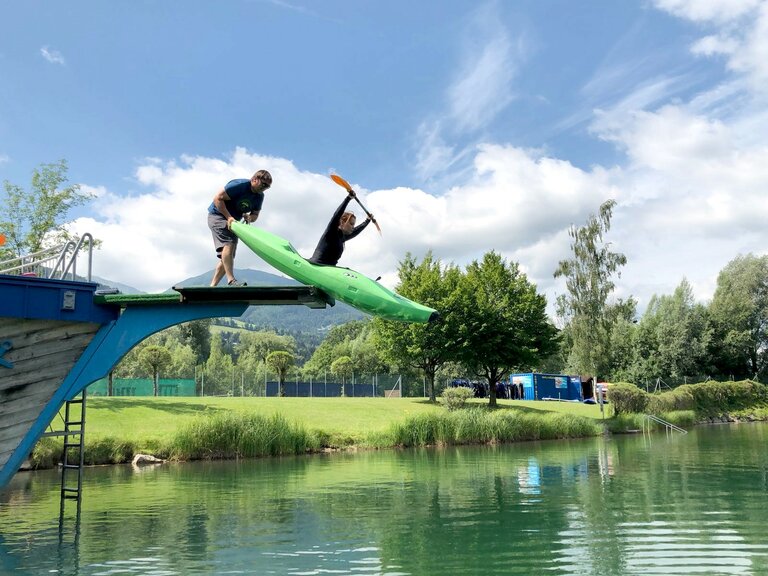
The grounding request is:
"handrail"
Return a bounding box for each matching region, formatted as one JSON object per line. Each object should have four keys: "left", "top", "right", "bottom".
{"left": 47, "top": 240, "right": 78, "bottom": 280}
{"left": 0, "top": 233, "right": 93, "bottom": 282}
{"left": 60, "top": 233, "right": 93, "bottom": 281}
{"left": 644, "top": 413, "right": 688, "bottom": 434}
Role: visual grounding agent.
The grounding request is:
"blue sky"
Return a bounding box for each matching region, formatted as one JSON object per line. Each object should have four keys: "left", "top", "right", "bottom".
{"left": 2, "top": 0, "right": 767, "bottom": 316}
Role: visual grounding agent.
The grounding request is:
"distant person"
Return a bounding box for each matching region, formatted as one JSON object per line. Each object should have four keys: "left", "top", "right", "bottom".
{"left": 309, "top": 190, "right": 372, "bottom": 266}
{"left": 208, "top": 170, "right": 272, "bottom": 287}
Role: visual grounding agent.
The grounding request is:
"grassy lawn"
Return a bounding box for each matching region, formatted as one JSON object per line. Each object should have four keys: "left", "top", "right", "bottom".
{"left": 82, "top": 396, "right": 607, "bottom": 442}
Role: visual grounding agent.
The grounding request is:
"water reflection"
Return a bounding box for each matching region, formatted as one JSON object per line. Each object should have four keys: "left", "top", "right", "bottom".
{"left": 1, "top": 424, "right": 768, "bottom": 575}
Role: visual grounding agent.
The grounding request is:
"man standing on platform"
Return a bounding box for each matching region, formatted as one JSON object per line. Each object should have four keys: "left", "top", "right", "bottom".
{"left": 207, "top": 169, "right": 272, "bottom": 287}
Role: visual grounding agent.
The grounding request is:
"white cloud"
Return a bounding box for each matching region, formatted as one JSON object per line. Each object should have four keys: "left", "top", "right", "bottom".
{"left": 412, "top": 3, "right": 527, "bottom": 182}
{"left": 691, "top": 33, "right": 739, "bottom": 57}
{"left": 654, "top": 0, "right": 768, "bottom": 85}
{"left": 40, "top": 46, "right": 65, "bottom": 65}
{"left": 448, "top": 33, "right": 519, "bottom": 133}
{"left": 652, "top": 0, "right": 760, "bottom": 24}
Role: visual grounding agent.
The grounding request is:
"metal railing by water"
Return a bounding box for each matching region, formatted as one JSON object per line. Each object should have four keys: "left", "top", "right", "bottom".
{"left": 0, "top": 233, "right": 93, "bottom": 281}
{"left": 643, "top": 413, "right": 688, "bottom": 435}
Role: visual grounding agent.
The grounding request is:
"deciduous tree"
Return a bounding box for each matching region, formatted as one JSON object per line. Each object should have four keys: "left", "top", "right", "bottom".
{"left": 331, "top": 356, "right": 353, "bottom": 396}
{"left": 0, "top": 160, "right": 95, "bottom": 258}
{"left": 267, "top": 350, "right": 295, "bottom": 397}
{"left": 554, "top": 200, "right": 627, "bottom": 381}
{"left": 139, "top": 345, "right": 172, "bottom": 396}
{"left": 453, "top": 251, "right": 558, "bottom": 407}
{"left": 372, "top": 252, "right": 460, "bottom": 401}
{"left": 709, "top": 254, "right": 768, "bottom": 380}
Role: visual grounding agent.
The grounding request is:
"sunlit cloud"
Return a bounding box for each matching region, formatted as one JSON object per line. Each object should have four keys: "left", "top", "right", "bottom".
{"left": 653, "top": 0, "right": 768, "bottom": 85}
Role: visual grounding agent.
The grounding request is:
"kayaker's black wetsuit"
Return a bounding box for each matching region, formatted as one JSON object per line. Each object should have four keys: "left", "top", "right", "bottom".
{"left": 309, "top": 195, "right": 370, "bottom": 266}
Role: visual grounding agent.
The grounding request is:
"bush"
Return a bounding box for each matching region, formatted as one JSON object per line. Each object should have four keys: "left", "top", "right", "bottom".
{"left": 30, "top": 437, "right": 62, "bottom": 469}
{"left": 83, "top": 436, "right": 137, "bottom": 465}
{"left": 610, "top": 380, "right": 767, "bottom": 418}
{"left": 440, "top": 386, "right": 473, "bottom": 411}
{"left": 608, "top": 383, "right": 649, "bottom": 415}
{"left": 690, "top": 380, "right": 768, "bottom": 415}
{"left": 648, "top": 384, "right": 695, "bottom": 413}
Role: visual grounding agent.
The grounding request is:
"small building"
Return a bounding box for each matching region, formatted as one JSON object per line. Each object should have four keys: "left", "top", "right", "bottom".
{"left": 509, "top": 373, "right": 583, "bottom": 401}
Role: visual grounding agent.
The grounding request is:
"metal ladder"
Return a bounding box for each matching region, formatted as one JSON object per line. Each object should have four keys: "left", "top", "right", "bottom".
{"left": 60, "top": 391, "right": 87, "bottom": 502}
{"left": 41, "top": 390, "right": 88, "bottom": 504}
{"left": 643, "top": 413, "right": 687, "bottom": 435}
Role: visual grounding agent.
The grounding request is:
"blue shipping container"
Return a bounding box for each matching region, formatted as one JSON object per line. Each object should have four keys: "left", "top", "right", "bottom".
{"left": 509, "top": 373, "right": 582, "bottom": 401}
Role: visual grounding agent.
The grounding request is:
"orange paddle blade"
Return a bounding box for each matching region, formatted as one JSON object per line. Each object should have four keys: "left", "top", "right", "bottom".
{"left": 330, "top": 174, "right": 353, "bottom": 191}
{"left": 0, "top": 233, "right": 5, "bottom": 246}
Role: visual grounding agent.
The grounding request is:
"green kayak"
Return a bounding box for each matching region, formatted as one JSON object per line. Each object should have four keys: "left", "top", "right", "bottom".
{"left": 231, "top": 222, "right": 438, "bottom": 323}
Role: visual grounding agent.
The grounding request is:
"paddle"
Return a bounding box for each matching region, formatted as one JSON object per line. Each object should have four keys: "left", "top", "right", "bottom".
{"left": 330, "top": 174, "right": 381, "bottom": 235}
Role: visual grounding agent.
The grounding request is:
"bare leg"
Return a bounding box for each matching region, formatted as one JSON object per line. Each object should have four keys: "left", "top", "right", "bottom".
{"left": 210, "top": 258, "right": 226, "bottom": 286}
{"left": 221, "top": 242, "right": 237, "bottom": 284}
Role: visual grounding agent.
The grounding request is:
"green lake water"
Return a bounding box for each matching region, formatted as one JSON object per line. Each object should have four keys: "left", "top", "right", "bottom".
{"left": 2, "top": 423, "right": 768, "bottom": 575}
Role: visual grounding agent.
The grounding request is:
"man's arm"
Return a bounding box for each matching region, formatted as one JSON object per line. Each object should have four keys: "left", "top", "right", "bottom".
{"left": 244, "top": 211, "right": 260, "bottom": 223}
{"left": 213, "top": 189, "right": 236, "bottom": 226}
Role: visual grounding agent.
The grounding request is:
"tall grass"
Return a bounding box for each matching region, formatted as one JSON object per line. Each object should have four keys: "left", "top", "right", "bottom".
{"left": 605, "top": 410, "right": 696, "bottom": 433}
{"left": 389, "top": 408, "right": 602, "bottom": 447}
{"left": 168, "top": 412, "right": 321, "bottom": 460}
{"left": 29, "top": 435, "right": 142, "bottom": 468}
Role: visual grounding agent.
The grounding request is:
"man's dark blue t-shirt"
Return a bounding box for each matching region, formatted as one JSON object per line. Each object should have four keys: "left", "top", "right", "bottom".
{"left": 208, "top": 179, "right": 264, "bottom": 221}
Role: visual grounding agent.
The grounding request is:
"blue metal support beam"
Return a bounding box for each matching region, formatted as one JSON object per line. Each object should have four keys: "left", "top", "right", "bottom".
{"left": 0, "top": 301, "right": 247, "bottom": 489}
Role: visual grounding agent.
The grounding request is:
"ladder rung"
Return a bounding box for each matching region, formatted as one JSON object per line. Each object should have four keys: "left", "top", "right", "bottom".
{"left": 63, "top": 493, "right": 81, "bottom": 500}
{"left": 62, "top": 464, "right": 81, "bottom": 469}
{"left": 67, "top": 399, "right": 84, "bottom": 405}
{"left": 63, "top": 443, "right": 82, "bottom": 449}
{"left": 65, "top": 421, "right": 83, "bottom": 426}
{"left": 62, "top": 487, "right": 80, "bottom": 493}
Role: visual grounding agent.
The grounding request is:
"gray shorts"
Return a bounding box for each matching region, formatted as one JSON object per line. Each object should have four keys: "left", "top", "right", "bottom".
{"left": 208, "top": 212, "right": 237, "bottom": 258}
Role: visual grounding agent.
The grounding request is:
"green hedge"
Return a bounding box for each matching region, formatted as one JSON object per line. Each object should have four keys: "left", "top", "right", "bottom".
{"left": 610, "top": 380, "right": 768, "bottom": 416}
{"left": 608, "top": 383, "right": 649, "bottom": 415}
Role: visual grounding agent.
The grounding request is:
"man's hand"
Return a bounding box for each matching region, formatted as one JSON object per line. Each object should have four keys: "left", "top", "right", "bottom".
{"left": 367, "top": 213, "right": 374, "bottom": 222}
{"left": 348, "top": 190, "right": 356, "bottom": 198}
{"left": 244, "top": 212, "right": 258, "bottom": 224}
{"left": 226, "top": 216, "right": 235, "bottom": 229}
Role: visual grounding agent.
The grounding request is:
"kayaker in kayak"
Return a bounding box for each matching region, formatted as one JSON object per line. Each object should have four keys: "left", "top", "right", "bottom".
{"left": 309, "top": 191, "right": 372, "bottom": 266}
